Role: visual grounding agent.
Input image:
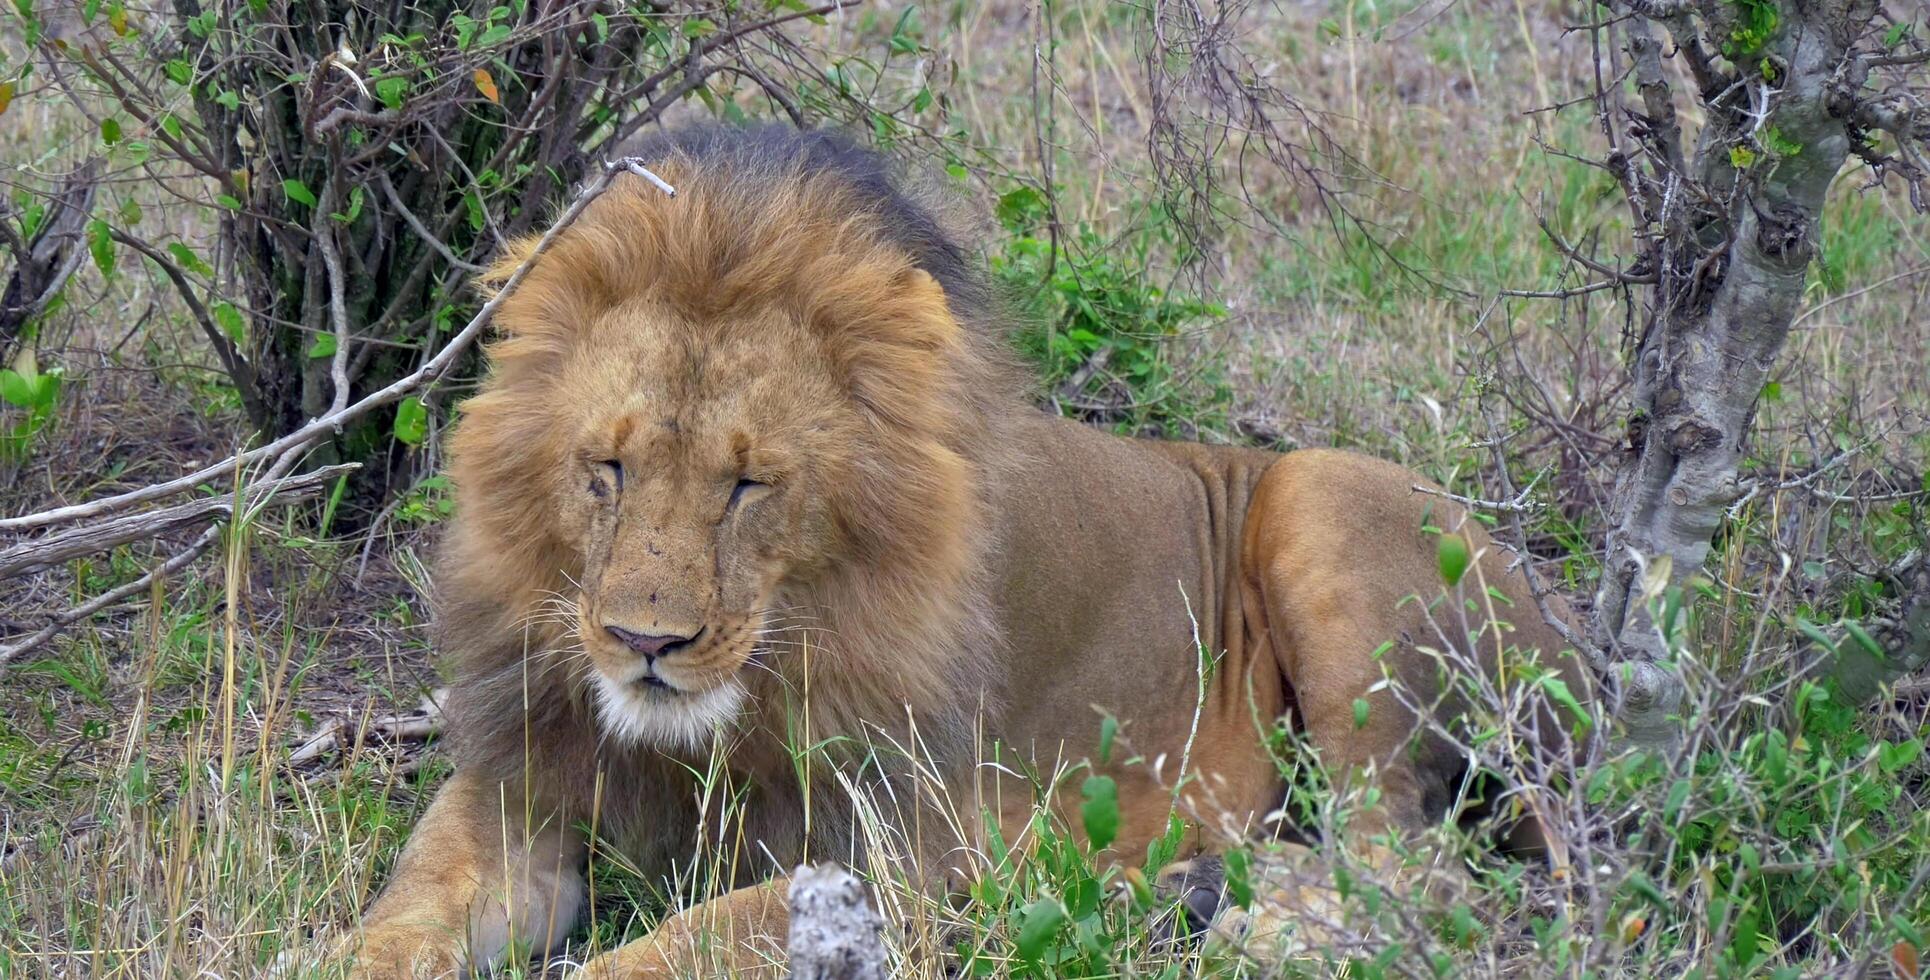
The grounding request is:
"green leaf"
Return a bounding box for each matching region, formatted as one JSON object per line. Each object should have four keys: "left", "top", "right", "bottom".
{"left": 0, "top": 369, "right": 32, "bottom": 407}
{"left": 1844, "top": 620, "right": 1886, "bottom": 662}
{"left": 1729, "top": 145, "right": 1758, "bottom": 170}
{"left": 1096, "top": 715, "right": 1116, "bottom": 764}
{"left": 283, "top": 179, "right": 318, "bottom": 208}
{"left": 99, "top": 116, "right": 121, "bottom": 144}
{"left": 888, "top": 6, "right": 919, "bottom": 53}
{"left": 995, "top": 186, "right": 1047, "bottom": 232}
{"left": 1730, "top": 901, "right": 1761, "bottom": 968}
{"left": 211, "top": 302, "right": 245, "bottom": 344}
{"left": 1352, "top": 697, "right": 1371, "bottom": 729}
{"left": 1079, "top": 775, "right": 1118, "bottom": 852}
{"left": 1014, "top": 899, "right": 1066, "bottom": 963}
{"left": 1793, "top": 616, "right": 1838, "bottom": 656}
{"left": 393, "top": 396, "right": 429, "bottom": 446}
{"left": 306, "top": 333, "right": 338, "bottom": 359}
{"left": 217, "top": 194, "right": 243, "bottom": 211}
{"left": 1437, "top": 532, "right": 1471, "bottom": 587}
{"left": 1223, "top": 847, "right": 1253, "bottom": 908}
{"left": 87, "top": 219, "right": 115, "bottom": 277}
{"left": 332, "top": 186, "right": 365, "bottom": 225}
{"left": 167, "top": 242, "right": 213, "bottom": 277}
{"left": 164, "top": 59, "right": 193, "bottom": 85}
{"left": 1663, "top": 777, "right": 1692, "bottom": 823}
{"left": 1763, "top": 126, "right": 1803, "bottom": 157}
{"left": 1537, "top": 676, "right": 1590, "bottom": 727}
{"left": 1879, "top": 738, "right": 1924, "bottom": 774}
{"left": 375, "top": 76, "right": 408, "bottom": 111}
{"left": 25, "top": 369, "right": 59, "bottom": 409}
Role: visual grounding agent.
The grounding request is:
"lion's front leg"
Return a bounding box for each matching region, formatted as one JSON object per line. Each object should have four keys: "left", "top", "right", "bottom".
{"left": 569, "top": 879, "right": 790, "bottom": 980}
{"left": 343, "top": 768, "right": 588, "bottom": 978}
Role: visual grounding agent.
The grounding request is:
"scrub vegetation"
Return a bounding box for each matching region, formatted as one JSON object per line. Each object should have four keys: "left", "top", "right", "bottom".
{"left": 1, "top": 0, "right": 1926, "bottom": 976}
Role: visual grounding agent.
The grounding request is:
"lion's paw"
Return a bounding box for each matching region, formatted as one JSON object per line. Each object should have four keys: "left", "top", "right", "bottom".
{"left": 314, "top": 927, "right": 465, "bottom": 980}
{"left": 1154, "top": 844, "right": 1471, "bottom": 965}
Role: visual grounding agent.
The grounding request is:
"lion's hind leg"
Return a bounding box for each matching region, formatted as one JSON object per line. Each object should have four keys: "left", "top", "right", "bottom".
{"left": 1219, "top": 450, "right": 1521, "bottom": 956}
{"left": 1241, "top": 451, "right": 1467, "bottom": 845}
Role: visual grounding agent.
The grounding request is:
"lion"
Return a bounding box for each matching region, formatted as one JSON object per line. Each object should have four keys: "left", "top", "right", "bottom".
{"left": 340, "top": 125, "right": 1589, "bottom": 978}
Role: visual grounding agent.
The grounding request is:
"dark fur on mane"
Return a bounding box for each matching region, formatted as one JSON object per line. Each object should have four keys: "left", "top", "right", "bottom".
{"left": 617, "top": 124, "right": 1000, "bottom": 323}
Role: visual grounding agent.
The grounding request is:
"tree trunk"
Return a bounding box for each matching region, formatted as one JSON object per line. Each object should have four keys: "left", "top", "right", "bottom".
{"left": 1591, "top": 0, "right": 1879, "bottom": 744}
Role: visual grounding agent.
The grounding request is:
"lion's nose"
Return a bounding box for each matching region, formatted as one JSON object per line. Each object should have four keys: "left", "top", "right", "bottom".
{"left": 604, "top": 624, "right": 703, "bottom": 659}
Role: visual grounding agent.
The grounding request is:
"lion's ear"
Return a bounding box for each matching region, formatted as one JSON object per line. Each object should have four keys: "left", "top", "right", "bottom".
{"left": 474, "top": 235, "right": 544, "bottom": 298}
{"left": 835, "top": 265, "right": 963, "bottom": 430}
{"left": 890, "top": 268, "right": 958, "bottom": 350}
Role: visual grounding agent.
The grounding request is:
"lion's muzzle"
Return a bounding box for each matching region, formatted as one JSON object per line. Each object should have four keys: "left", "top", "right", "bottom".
{"left": 603, "top": 623, "right": 704, "bottom": 660}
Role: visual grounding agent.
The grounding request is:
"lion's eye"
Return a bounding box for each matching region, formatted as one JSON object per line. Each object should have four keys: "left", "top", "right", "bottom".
{"left": 728, "top": 477, "right": 768, "bottom": 512}
{"left": 591, "top": 460, "right": 623, "bottom": 497}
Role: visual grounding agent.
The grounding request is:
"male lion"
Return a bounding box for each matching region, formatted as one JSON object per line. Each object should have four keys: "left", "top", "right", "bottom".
{"left": 343, "top": 125, "right": 1587, "bottom": 978}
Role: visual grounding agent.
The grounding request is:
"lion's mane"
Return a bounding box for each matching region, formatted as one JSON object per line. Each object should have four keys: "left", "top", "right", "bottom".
{"left": 433, "top": 126, "right": 1025, "bottom": 838}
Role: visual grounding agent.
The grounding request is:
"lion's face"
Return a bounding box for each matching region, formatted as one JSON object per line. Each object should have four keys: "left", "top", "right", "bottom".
{"left": 449, "top": 170, "right": 993, "bottom": 756}
{"left": 548, "top": 297, "right": 860, "bottom": 748}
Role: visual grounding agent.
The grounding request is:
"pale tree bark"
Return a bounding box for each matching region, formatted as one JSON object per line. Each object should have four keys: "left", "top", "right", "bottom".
{"left": 1584, "top": 0, "right": 1927, "bottom": 743}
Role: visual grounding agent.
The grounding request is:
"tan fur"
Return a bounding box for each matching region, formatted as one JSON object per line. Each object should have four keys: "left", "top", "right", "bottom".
{"left": 339, "top": 129, "right": 1589, "bottom": 978}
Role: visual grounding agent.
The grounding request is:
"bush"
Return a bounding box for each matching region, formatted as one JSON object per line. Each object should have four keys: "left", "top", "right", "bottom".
{"left": 3, "top": 0, "right": 929, "bottom": 516}
{"left": 991, "top": 184, "right": 1233, "bottom": 439}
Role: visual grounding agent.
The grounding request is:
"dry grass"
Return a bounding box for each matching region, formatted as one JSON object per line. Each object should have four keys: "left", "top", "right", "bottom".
{"left": 2, "top": 0, "right": 1926, "bottom": 977}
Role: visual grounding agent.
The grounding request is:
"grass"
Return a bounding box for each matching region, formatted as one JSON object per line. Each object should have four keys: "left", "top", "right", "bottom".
{"left": 3, "top": 0, "right": 1929, "bottom": 976}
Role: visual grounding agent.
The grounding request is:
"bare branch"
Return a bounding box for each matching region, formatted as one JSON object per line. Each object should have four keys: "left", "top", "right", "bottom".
{"left": 0, "top": 525, "right": 221, "bottom": 665}
{"left": 376, "top": 173, "right": 486, "bottom": 274}
{"left": 0, "top": 464, "right": 355, "bottom": 580}
{"left": 105, "top": 229, "right": 270, "bottom": 430}
{"left": 0, "top": 157, "right": 658, "bottom": 536}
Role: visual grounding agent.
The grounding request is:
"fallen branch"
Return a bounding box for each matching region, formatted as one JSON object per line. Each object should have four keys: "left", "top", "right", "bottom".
{"left": 0, "top": 463, "right": 362, "bottom": 664}
{"left": 0, "top": 464, "right": 355, "bottom": 580}
{"left": 288, "top": 689, "right": 445, "bottom": 766}
{"left": 0, "top": 524, "right": 221, "bottom": 664}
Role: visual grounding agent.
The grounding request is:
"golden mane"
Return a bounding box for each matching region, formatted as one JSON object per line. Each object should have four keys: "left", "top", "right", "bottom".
{"left": 434, "top": 127, "right": 1023, "bottom": 837}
